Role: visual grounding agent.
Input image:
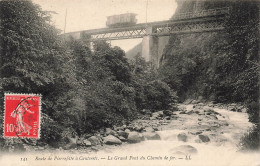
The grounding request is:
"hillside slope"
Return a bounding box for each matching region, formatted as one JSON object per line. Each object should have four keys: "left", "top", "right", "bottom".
{"left": 159, "top": 1, "right": 259, "bottom": 107}
{"left": 126, "top": 42, "right": 142, "bottom": 60}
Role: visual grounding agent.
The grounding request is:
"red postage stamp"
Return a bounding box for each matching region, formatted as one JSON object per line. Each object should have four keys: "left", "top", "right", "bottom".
{"left": 4, "top": 94, "right": 41, "bottom": 139}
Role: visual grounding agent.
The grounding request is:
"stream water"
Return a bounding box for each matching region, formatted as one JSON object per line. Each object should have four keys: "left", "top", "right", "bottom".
{"left": 89, "top": 106, "right": 260, "bottom": 166}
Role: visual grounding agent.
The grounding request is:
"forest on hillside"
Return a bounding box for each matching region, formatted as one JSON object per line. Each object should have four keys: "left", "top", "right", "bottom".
{"left": 0, "top": 0, "right": 259, "bottom": 151}
{"left": 159, "top": 0, "right": 259, "bottom": 123}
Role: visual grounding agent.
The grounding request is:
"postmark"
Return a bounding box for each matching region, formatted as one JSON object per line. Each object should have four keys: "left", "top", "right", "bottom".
{"left": 3, "top": 93, "right": 41, "bottom": 139}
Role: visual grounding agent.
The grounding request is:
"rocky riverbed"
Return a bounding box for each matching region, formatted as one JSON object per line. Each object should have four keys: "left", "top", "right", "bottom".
{"left": 1, "top": 102, "right": 259, "bottom": 166}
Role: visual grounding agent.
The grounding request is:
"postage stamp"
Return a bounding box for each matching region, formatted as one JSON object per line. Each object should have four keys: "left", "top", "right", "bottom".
{"left": 3, "top": 93, "right": 41, "bottom": 139}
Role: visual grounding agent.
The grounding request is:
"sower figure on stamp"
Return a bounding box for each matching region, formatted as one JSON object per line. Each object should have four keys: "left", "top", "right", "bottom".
{"left": 10, "top": 99, "right": 35, "bottom": 135}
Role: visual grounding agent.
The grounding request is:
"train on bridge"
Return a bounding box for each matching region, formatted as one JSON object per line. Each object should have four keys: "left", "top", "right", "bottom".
{"left": 106, "top": 13, "right": 137, "bottom": 28}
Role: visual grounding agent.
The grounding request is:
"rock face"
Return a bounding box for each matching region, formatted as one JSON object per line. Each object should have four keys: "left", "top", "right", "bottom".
{"left": 198, "top": 134, "right": 210, "bottom": 142}
{"left": 177, "top": 132, "right": 187, "bottom": 142}
{"left": 103, "top": 135, "right": 122, "bottom": 145}
{"left": 170, "top": 145, "right": 198, "bottom": 155}
{"left": 127, "top": 132, "right": 145, "bottom": 143}
{"left": 142, "top": 132, "right": 161, "bottom": 140}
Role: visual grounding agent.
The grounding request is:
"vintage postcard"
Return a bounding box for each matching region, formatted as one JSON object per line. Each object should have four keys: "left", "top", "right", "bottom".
{"left": 0, "top": 0, "right": 259, "bottom": 166}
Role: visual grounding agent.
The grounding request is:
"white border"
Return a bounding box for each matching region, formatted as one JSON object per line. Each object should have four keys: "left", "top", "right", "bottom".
{"left": 3, "top": 93, "right": 42, "bottom": 139}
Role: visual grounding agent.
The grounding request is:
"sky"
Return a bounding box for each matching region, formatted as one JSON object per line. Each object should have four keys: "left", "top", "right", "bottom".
{"left": 32, "top": 0, "right": 178, "bottom": 51}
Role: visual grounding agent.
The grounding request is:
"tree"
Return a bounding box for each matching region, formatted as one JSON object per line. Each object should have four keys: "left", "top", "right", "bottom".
{"left": 0, "top": 0, "right": 68, "bottom": 143}
{"left": 0, "top": 0, "right": 62, "bottom": 92}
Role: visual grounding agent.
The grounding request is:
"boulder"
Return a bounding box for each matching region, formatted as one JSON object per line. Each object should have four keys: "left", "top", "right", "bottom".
{"left": 229, "top": 107, "right": 236, "bottom": 112}
{"left": 76, "top": 138, "right": 83, "bottom": 145}
{"left": 170, "top": 106, "right": 179, "bottom": 112}
{"left": 13, "top": 143, "right": 26, "bottom": 152}
{"left": 82, "top": 133, "right": 92, "bottom": 139}
{"left": 119, "top": 136, "right": 126, "bottom": 142}
{"left": 106, "top": 128, "right": 117, "bottom": 136}
{"left": 153, "top": 127, "right": 159, "bottom": 131}
{"left": 142, "top": 132, "right": 161, "bottom": 140}
{"left": 151, "top": 111, "right": 164, "bottom": 119}
{"left": 157, "top": 111, "right": 164, "bottom": 116}
{"left": 170, "top": 145, "right": 198, "bottom": 155}
{"left": 140, "top": 109, "right": 152, "bottom": 115}
{"left": 63, "top": 137, "right": 77, "bottom": 150}
{"left": 127, "top": 132, "right": 145, "bottom": 143}
{"left": 184, "top": 99, "right": 193, "bottom": 104}
{"left": 198, "top": 134, "right": 210, "bottom": 142}
{"left": 125, "top": 129, "right": 131, "bottom": 133}
{"left": 105, "top": 128, "right": 112, "bottom": 134}
{"left": 191, "top": 100, "right": 199, "bottom": 104}
{"left": 150, "top": 116, "right": 157, "bottom": 120}
{"left": 189, "top": 131, "right": 202, "bottom": 135}
{"left": 122, "top": 125, "right": 127, "bottom": 129}
{"left": 214, "top": 115, "right": 219, "bottom": 120}
{"left": 163, "top": 110, "right": 173, "bottom": 116}
{"left": 134, "top": 125, "right": 144, "bottom": 132}
{"left": 144, "top": 127, "right": 155, "bottom": 132}
{"left": 177, "top": 132, "right": 187, "bottom": 142}
{"left": 186, "top": 110, "right": 194, "bottom": 115}
{"left": 230, "top": 103, "right": 237, "bottom": 106}
{"left": 88, "top": 136, "right": 102, "bottom": 146}
{"left": 198, "top": 96, "right": 203, "bottom": 102}
{"left": 103, "top": 135, "right": 122, "bottom": 145}
{"left": 82, "top": 139, "right": 92, "bottom": 147}
{"left": 117, "top": 130, "right": 129, "bottom": 138}
{"left": 165, "top": 116, "right": 171, "bottom": 120}
{"left": 241, "top": 108, "right": 247, "bottom": 113}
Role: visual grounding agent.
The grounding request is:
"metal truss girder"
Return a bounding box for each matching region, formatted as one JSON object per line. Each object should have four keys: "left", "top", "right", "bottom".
{"left": 88, "top": 20, "right": 225, "bottom": 41}
{"left": 151, "top": 20, "right": 225, "bottom": 36}
{"left": 90, "top": 28, "right": 147, "bottom": 40}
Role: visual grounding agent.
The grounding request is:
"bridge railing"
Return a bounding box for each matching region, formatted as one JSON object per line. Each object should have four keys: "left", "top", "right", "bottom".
{"left": 172, "top": 7, "right": 230, "bottom": 20}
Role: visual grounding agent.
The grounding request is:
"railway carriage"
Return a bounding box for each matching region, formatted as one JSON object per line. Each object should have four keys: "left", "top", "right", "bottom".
{"left": 106, "top": 13, "right": 137, "bottom": 28}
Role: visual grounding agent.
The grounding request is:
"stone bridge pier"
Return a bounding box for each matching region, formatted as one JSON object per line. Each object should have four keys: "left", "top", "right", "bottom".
{"left": 142, "top": 27, "right": 169, "bottom": 68}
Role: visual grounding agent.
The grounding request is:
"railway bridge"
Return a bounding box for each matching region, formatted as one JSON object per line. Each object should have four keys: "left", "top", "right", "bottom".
{"left": 63, "top": 7, "right": 230, "bottom": 67}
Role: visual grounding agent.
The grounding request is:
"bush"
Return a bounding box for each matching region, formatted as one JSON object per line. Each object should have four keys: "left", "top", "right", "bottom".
{"left": 144, "top": 80, "right": 172, "bottom": 111}
{"left": 246, "top": 101, "right": 259, "bottom": 124}
{"left": 130, "top": 54, "right": 175, "bottom": 111}
{"left": 239, "top": 125, "right": 260, "bottom": 151}
{"left": 39, "top": 113, "right": 63, "bottom": 147}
